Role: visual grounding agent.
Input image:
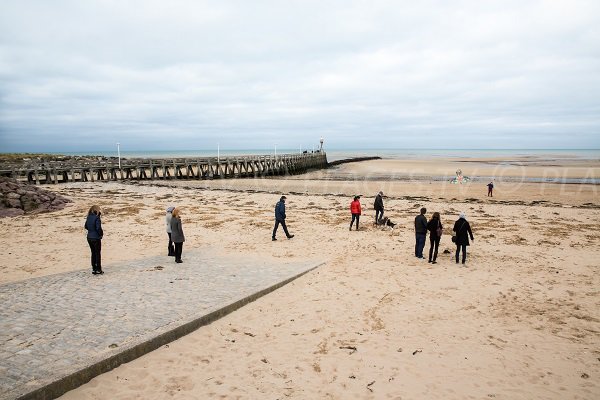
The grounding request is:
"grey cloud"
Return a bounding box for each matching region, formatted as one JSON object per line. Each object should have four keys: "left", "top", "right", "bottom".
{"left": 1, "top": 0, "right": 599, "bottom": 152}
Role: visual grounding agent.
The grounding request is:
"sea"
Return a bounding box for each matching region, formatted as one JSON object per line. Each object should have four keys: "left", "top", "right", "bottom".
{"left": 45, "top": 148, "right": 600, "bottom": 163}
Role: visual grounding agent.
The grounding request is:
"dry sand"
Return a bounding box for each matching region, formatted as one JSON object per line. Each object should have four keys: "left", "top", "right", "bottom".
{"left": 1, "top": 157, "right": 599, "bottom": 399}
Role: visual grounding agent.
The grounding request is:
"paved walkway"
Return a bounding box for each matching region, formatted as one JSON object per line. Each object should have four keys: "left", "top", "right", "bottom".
{"left": 0, "top": 250, "right": 321, "bottom": 400}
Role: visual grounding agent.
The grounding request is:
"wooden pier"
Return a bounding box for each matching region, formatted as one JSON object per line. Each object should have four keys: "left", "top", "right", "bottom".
{"left": 0, "top": 153, "right": 328, "bottom": 184}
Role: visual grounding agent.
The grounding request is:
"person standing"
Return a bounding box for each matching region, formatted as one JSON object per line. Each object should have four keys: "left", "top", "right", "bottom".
{"left": 165, "top": 206, "right": 175, "bottom": 256}
{"left": 84, "top": 205, "right": 104, "bottom": 275}
{"left": 272, "top": 196, "right": 294, "bottom": 241}
{"left": 349, "top": 195, "right": 362, "bottom": 231}
{"left": 426, "top": 212, "right": 443, "bottom": 264}
{"left": 170, "top": 207, "right": 185, "bottom": 263}
{"left": 414, "top": 207, "right": 427, "bottom": 259}
{"left": 453, "top": 213, "right": 474, "bottom": 265}
{"left": 487, "top": 181, "right": 494, "bottom": 197}
{"left": 374, "top": 191, "right": 384, "bottom": 223}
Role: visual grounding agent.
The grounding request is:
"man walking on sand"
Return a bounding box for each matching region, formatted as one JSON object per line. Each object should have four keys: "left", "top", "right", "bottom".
{"left": 272, "top": 196, "right": 294, "bottom": 241}
{"left": 414, "top": 207, "right": 428, "bottom": 259}
{"left": 374, "top": 191, "right": 384, "bottom": 223}
{"left": 487, "top": 181, "right": 494, "bottom": 197}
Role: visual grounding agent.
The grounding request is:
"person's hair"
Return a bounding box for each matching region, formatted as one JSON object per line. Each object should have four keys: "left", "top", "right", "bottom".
{"left": 354, "top": 196, "right": 360, "bottom": 200}
{"left": 88, "top": 205, "right": 101, "bottom": 215}
{"left": 172, "top": 208, "right": 181, "bottom": 218}
{"left": 432, "top": 212, "right": 440, "bottom": 220}
{"left": 420, "top": 207, "right": 427, "bottom": 214}
{"left": 280, "top": 196, "right": 286, "bottom": 201}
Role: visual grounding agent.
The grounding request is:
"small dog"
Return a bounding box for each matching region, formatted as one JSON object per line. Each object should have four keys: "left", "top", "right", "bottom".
{"left": 376, "top": 217, "right": 397, "bottom": 233}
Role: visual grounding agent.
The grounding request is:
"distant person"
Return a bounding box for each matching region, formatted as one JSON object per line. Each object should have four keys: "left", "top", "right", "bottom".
{"left": 374, "top": 191, "right": 384, "bottom": 223}
{"left": 426, "top": 212, "right": 443, "bottom": 264}
{"left": 349, "top": 195, "right": 362, "bottom": 231}
{"left": 84, "top": 205, "right": 104, "bottom": 275}
{"left": 453, "top": 213, "right": 474, "bottom": 265}
{"left": 272, "top": 196, "right": 294, "bottom": 241}
{"left": 170, "top": 207, "right": 185, "bottom": 263}
{"left": 414, "top": 207, "right": 427, "bottom": 259}
{"left": 487, "top": 181, "right": 494, "bottom": 197}
{"left": 165, "top": 206, "right": 175, "bottom": 257}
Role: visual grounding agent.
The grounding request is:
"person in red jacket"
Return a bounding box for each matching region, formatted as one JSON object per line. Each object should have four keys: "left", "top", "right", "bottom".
{"left": 349, "top": 195, "right": 362, "bottom": 231}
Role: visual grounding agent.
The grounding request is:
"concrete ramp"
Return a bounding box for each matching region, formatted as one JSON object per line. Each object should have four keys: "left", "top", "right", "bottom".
{"left": 0, "top": 250, "right": 322, "bottom": 400}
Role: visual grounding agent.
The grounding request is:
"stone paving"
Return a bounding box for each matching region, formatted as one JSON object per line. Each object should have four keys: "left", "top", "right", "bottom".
{"left": 0, "top": 250, "right": 321, "bottom": 400}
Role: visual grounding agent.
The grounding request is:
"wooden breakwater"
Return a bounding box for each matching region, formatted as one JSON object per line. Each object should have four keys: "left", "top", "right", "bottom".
{"left": 0, "top": 152, "right": 328, "bottom": 184}
{"left": 327, "top": 156, "right": 381, "bottom": 166}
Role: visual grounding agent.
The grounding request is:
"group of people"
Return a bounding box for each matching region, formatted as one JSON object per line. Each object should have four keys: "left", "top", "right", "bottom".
{"left": 348, "top": 191, "right": 385, "bottom": 231}
{"left": 414, "top": 207, "right": 474, "bottom": 264}
{"left": 345, "top": 192, "right": 475, "bottom": 265}
{"left": 83, "top": 204, "right": 186, "bottom": 274}
{"left": 84, "top": 191, "right": 476, "bottom": 275}
{"left": 165, "top": 206, "right": 185, "bottom": 263}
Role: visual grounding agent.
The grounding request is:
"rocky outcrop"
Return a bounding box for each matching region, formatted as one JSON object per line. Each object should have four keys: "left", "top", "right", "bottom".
{"left": 0, "top": 177, "right": 71, "bottom": 218}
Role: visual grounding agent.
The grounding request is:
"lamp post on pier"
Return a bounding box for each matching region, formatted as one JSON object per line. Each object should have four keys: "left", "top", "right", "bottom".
{"left": 116, "top": 142, "right": 121, "bottom": 169}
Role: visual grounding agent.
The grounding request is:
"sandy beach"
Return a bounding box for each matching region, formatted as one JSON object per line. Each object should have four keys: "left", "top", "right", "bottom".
{"left": 1, "top": 156, "right": 599, "bottom": 399}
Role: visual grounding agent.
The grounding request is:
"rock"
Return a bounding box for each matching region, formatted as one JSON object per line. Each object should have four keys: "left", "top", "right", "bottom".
{"left": 21, "top": 194, "right": 39, "bottom": 212}
{"left": 0, "top": 177, "right": 70, "bottom": 218}
{"left": 5, "top": 198, "right": 22, "bottom": 208}
{"left": 0, "top": 208, "right": 25, "bottom": 217}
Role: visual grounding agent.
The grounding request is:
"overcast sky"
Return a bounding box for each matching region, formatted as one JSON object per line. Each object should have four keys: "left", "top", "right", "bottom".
{"left": 1, "top": 0, "right": 599, "bottom": 152}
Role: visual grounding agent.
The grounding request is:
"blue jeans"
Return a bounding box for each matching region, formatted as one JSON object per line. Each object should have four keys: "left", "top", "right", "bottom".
{"left": 415, "top": 233, "right": 426, "bottom": 257}
{"left": 375, "top": 209, "right": 384, "bottom": 223}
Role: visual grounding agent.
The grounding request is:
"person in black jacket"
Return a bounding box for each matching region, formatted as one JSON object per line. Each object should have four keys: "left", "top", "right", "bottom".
{"left": 414, "top": 207, "right": 427, "bottom": 259}
{"left": 453, "top": 213, "right": 474, "bottom": 265}
{"left": 272, "top": 196, "right": 294, "bottom": 241}
{"left": 426, "top": 212, "right": 442, "bottom": 264}
{"left": 84, "top": 205, "right": 104, "bottom": 275}
{"left": 374, "top": 191, "right": 384, "bottom": 223}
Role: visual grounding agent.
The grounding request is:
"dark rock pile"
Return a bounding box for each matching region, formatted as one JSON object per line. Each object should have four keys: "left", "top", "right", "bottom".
{"left": 0, "top": 177, "right": 71, "bottom": 218}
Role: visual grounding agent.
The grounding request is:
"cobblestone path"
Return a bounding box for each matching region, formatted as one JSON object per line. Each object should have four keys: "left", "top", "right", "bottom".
{"left": 0, "top": 250, "right": 321, "bottom": 400}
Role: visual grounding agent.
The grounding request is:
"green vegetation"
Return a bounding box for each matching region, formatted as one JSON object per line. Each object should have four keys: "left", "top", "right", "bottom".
{"left": 0, "top": 153, "right": 61, "bottom": 162}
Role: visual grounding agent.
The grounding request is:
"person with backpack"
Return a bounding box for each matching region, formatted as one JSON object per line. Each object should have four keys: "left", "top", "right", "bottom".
{"left": 426, "top": 212, "right": 443, "bottom": 264}
{"left": 453, "top": 213, "right": 474, "bottom": 265}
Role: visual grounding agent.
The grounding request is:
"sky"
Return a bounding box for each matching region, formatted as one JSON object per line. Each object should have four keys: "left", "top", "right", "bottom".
{"left": 1, "top": 0, "right": 599, "bottom": 152}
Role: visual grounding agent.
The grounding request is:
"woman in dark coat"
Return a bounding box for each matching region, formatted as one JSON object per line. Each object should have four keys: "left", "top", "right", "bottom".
{"left": 84, "top": 205, "right": 104, "bottom": 275}
{"left": 427, "top": 212, "right": 443, "bottom": 264}
{"left": 453, "top": 213, "right": 474, "bottom": 265}
{"left": 170, "top": 207, "right": 185, "bottom": 263}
